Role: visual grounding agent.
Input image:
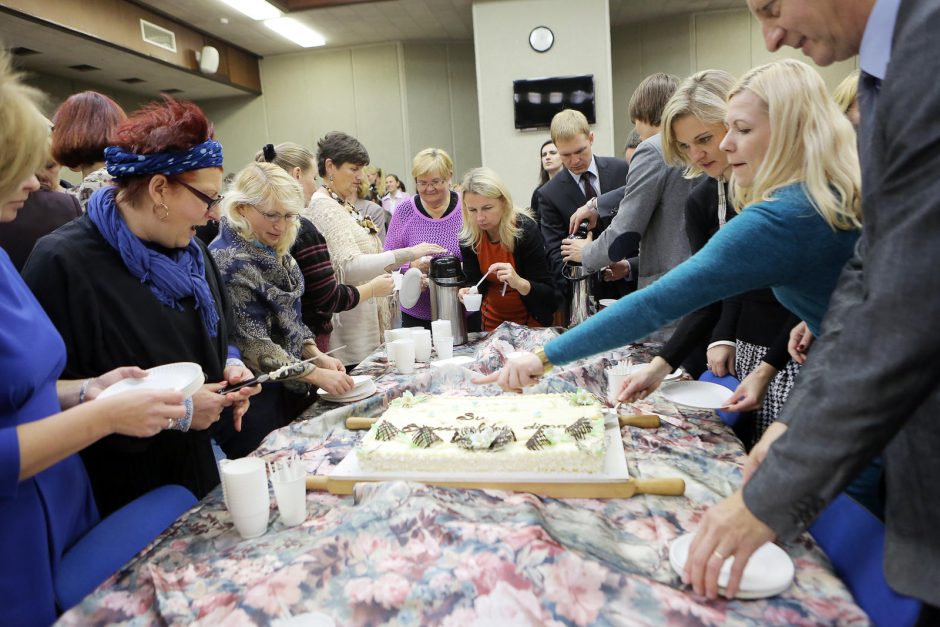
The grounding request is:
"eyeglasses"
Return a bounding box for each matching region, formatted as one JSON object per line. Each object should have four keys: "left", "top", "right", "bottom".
{"left": 250, "top": 205, "right": 300, "bottom": 224}
{"left": 415, "top": 177, "right": 447, "bottom": 191}
{"left": 175, "top": 179, "right": 223, "bottom": 211}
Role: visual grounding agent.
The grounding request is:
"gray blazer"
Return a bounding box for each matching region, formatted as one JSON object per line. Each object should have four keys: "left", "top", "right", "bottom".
{"left": 743, "top": 0, "right": 940, "bottom": 605}
{"left": 582, "top": 134, "right": 698, "bottom": 288}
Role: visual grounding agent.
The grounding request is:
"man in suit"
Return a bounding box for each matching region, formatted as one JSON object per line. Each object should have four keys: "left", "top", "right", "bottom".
{"left": 536, "top": 109, "right": 629, "bottom": 313}
{"left": 685, "top": 0, "right": 940, "bottom": 617}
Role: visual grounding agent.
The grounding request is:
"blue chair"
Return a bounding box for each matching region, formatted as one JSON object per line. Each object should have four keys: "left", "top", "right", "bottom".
{"left": 809, "top": 493, "right": 922, "bottom": 626}
{"left": 697, "top": 370, "right": 741, "bottom": 426}
{"left": 55, "top": 484, "right": 197, "bottom": 611}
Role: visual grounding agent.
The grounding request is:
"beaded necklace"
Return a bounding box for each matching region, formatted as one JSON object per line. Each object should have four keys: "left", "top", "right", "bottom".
{"left": 321, "top": 185, "right": 378, "bottom": 235}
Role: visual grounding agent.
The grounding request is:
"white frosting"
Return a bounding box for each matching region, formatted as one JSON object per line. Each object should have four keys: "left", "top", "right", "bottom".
{"left": 358, "top": 393, "right": 606, "bottom": 474}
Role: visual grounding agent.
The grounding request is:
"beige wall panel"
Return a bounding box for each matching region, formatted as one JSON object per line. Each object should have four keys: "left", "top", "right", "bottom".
{"left": 198, "top": 95, "right": 268, "bottom": 176}
{"left": 403, "top": 43, "right": 456, "bottom": 168}
{"left": 351, "top": 45, "right": 408, "bottom": 182}
{"left": 694, "top": 10, "right": 752, "bottom": 79}
{"left": 261, "top": 51, "right": 333, "bottom": 150}
{"left": 444, "top": 43, "right": 482, "bottom": 180}
{"left": 473, "top": 0, "right": 614, "bottom": 207}
{"left": 610, "top": 31, "right": 643, "bottom": 157}
{"left": 639, "top": 16, "right": 692, "bottom": 80}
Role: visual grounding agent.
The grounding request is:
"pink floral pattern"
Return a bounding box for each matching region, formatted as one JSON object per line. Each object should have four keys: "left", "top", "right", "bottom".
{"left": 58, "top": 324, "right": 868, "bottom": 626}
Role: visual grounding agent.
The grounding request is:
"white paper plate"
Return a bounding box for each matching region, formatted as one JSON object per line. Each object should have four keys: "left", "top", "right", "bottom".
{"left": 658, "top": 381, "right": 732, "bottom": 410}
{"left": 400, "top": 267, "right": 423, "bottom": 309}
{"left": 97, "top": 362, "right": 205, "bottom": 400}
{"left": 430, "top": 355, "right": 475, "bottom": 369}
{"left": 664, "top": 368, "right": 684, "bottom": 382}
{"left": 319, "top": 385, "right": 377, "bottom": 404}
{"left": 317, "top": 375, "right": 374, "bottom": 400}
{"left": 669, "top": 533, "right": 794, "bottom": 599}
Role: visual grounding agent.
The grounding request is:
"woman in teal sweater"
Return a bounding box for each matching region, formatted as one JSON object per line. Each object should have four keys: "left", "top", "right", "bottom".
{"left": 478, "top": 59, "right": 861, "bottom": 392}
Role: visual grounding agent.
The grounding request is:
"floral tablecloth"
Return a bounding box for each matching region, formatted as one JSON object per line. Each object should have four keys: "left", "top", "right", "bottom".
{"left": 58, "top": 324, "right": 869, "bottom": 626}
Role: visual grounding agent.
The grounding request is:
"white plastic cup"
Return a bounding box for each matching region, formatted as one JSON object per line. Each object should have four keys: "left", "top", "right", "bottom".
{"left": 434, "top": 334, "right": 454, "bottom": 359}
{"left": 431, "top": 319, "right": 451, "bottom": 341}
{"left": 391, "top": 270, "right": 403, "bottom": 291}
{"left": 607, "top": 368, "right": 630, "bottom": 406}
{"left": 391, "top": 338, "right": 416, "bottom": 374}
{"left": 272, "top": 474, "right": 307, "bottom": 527}
{"left": 411, "top": 328, "right": 433, "bottom": 362}
{"left": 221, "top": 458, "right": 270, "bottom": 539}
{"left": 463, "top": 292, "right": 482, "bottom": 312}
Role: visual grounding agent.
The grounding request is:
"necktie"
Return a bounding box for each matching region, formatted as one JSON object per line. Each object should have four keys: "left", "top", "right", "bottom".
{"left": 581, "top": 171, "right": 597, "bottom": 200}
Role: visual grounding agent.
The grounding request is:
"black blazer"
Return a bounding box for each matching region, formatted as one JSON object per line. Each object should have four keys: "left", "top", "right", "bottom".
{"left": 459, "top": 215, "right": 555, "bottom": 327}
{"left": 536, "top": 155, "right": 629, "bottom": 300}
{"left": 0, "top": 190, "right": 80, "bottom": 271}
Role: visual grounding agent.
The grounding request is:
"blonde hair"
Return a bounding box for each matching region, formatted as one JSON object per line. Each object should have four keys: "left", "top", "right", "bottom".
{"left": 360, "top": 165, "right": 385, "bottom": 198}
{"left": 412, "top": 147, "right": 453, "bottom": 180}
{"left": 832, "top": 70, "right": 860, "bottom": 115}
{"left": 222, "top": 162, "right": 304, "bottom": 257}
{"left": 550, "top": 109, "right": 591, "bottom": 144}
{"left": 0, "top": 51, "right": 48, "bottom": 204}
{"left": 728, "top": 59, "right": 861, "bottom": 231}
{"left": 459, "top": 167, "right": 533, "bottom": 254}
{"left": 662, "top": 69, "right": 736, "bottom": 178}
{"left": 255, "top": 142, "right": 315, "bottom": 175}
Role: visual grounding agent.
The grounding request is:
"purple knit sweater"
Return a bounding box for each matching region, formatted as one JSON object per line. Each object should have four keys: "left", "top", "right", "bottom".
{"left": 384, "top": 193, "right": 463, "bottom": 320}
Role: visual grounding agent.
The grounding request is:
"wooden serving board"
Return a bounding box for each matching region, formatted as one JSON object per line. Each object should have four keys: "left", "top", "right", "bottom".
{"left": 306, "top": 474, "right": 685, "bottom": 499}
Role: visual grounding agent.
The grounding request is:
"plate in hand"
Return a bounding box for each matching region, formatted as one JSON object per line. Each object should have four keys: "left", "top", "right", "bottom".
{"left": 97, "top": 362, "right": 205, "bottom": 400}
{"left": 400, "top": 267, "right": 423, "bottom": 309}
{"left": 669, "top": 532, "right": 794, "bottom": 599}
{"left": 658, "top": 381, "right": 732, "bottom": 410}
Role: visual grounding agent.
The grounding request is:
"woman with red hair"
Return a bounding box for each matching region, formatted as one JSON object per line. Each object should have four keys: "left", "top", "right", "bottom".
{"left": 23, "top": 97, "right": 259, "bottom": 515}
{"left": 51, "top": 90, "right": 126, "bottom": 209}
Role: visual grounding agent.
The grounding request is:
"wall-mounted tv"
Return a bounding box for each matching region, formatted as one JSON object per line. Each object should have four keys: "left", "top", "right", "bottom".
{"left": 513, "top": 75, "right": 595, "bottom": 130}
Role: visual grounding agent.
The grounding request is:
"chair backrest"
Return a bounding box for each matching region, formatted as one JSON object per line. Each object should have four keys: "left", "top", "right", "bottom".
{"left": 55, "top": 484, "right": 197, "bottom": 612}
{"left": 697, "top": 370, "right": 741, "bottom": 426}
{"left": 809, "top": 493, "right": 922, "bottom": 626}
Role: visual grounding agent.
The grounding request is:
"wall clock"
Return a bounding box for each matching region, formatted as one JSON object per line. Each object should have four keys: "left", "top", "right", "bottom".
{"left": 529, "top": 26, "right": 554, "bottom": 53}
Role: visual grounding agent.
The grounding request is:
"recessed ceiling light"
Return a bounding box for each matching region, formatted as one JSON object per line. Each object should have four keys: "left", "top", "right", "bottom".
{"left": 218, "top": 0, "right": 281, "bottom": 21}
{"left": 119, "top": 77, "right": 146, "bottom": 84}
{"left": 68, "top": 64, "right": 100, "bottom": 72}
{"left": 161, "top": 88, "right": 184, "bottom": 94}
{"left": 11, "top": 47, "right": 40, "bottom": 56}
{"left": 264, "top": 17, "right": 325, "bottom": 48}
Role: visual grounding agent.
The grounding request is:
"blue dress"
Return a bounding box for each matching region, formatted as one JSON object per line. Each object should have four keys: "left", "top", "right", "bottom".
{"left": 0, "top": 248, "right": 99, "bottom": 625}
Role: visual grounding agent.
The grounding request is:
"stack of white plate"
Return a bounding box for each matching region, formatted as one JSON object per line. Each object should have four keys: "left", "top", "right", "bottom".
{"left": 669, "top": 533, "right": 795, "bottom": 599}
{"left": 658, "top": 381, "right": 732, "bottom": 410}
{"left": 317, "top": 375, "right": 376, "bottom": 403}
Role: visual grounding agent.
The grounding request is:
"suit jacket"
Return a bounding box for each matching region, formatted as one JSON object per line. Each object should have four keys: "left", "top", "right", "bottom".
{"left": 742, "top": 0, "right": 940, "bottom": 605}
{"left": 0, "top": 190, "right": 81, "bottom": 271}
{"left": 537, "top": 155, "right": 628, "bottom": 303}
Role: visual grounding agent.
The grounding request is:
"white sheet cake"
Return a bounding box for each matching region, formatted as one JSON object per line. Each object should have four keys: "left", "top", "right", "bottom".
{"left": 357, "top": 391, "right": 606, "bottom": 474}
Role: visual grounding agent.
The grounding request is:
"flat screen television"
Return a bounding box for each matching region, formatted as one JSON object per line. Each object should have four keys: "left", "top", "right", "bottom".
{"left": 513, "top": 75, "right": 595, "bottom": 130}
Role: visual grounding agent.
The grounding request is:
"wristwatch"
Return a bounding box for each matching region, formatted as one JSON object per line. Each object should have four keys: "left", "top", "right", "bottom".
{"left": 533, "top": 346, "right": 554, "bottom": 376}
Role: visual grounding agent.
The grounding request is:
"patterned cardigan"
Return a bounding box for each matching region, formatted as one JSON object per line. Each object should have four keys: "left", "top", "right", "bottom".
{"left": 209, "top": 218, "right": 313, "bottom": 390}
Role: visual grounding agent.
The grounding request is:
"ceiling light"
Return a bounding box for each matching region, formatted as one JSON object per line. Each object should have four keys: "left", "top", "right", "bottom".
{"left": 264, "top": 17, "right": 326, "bottom": 48}
{"left": 218, "top": 0, "right": 281, "bottom": 21}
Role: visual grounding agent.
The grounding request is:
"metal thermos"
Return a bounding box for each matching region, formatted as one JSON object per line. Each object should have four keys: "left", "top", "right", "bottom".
{"left": 564, "top": 220, "right": 595, "bottom": 328}
{"left": 429, "top": 256, "right": 469, "bottom": 346}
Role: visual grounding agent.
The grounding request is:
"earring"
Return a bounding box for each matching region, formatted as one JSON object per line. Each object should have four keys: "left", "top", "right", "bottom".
{"left": 154, "top": 202, "right": 170, "bottom": 221}
{"left": 329, "top": 175, "right": 334, "bottom": 183}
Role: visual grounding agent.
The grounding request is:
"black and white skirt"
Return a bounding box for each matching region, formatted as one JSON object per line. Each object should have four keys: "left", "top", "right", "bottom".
{"left": 735, "top": 339, "right": 801, "bottom": 446}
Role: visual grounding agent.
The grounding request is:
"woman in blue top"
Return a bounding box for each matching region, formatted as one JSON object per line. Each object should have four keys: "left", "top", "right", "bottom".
{"left": 478, "top": 59, "right": 861, "bottom": 394}
{"left": 0, "top": 54, "right": 189, "bottom": 625}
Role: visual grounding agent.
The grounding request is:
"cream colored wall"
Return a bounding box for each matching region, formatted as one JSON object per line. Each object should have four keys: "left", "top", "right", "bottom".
{"left": 610, "top": 8, "right": 858, "bottom": 155}
{"left": 198, "top": 41, "right": 481, "bottom": 186}
{"left": 472, "top": 0, "right": 615, "bottom": 208}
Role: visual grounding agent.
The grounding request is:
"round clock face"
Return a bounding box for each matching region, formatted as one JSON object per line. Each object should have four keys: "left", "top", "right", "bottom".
{"left": 529, "top": 26, "right": 554, "bottom": 53}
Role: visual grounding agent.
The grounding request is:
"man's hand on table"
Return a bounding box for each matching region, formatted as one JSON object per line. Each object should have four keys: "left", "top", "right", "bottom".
{"left": 684, "top": 491, "right": 776, "bottom": 599}
{"left": 472, "top": 351, "right": 543, "bottom": 392}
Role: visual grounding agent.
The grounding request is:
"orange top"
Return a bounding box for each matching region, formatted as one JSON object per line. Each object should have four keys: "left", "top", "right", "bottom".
{"left": 476, "top": 236, "right": 543, "bottom": 332}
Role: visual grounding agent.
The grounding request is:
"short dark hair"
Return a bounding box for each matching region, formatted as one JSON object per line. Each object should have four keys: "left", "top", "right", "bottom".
{"left": 628, "top": 73, "right": 680, "bottom": 127}
{"left": 51, "top": 91, "right": 126, "bottom": 169}
{"left": 316, "top": 131, "right": 369, "bottom": 177}
{"left": 624, "top": 130, "right": 641, "bottom": 153}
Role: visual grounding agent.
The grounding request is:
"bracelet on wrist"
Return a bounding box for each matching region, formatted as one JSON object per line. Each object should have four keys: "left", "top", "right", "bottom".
{"left": 169, "top": 398, "right": 194, "bottom": 432}
{"left": 533, "top": 347, "right": 554, "bottom": 376}
{"left": 79, "top": 378, "right": 93, "bottom": 404}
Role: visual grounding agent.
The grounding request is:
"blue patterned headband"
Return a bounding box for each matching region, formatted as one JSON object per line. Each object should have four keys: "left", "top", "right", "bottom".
{"left": 104, "top": 138, "right": 224, "bottom": 181}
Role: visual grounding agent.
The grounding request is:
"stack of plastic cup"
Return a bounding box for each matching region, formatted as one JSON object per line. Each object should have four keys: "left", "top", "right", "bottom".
{"left": 411, "top": 328, "right": 433, "bottom": 362}
{"left": 431, "top": 319, "right": 454, "bottom": 359}
{"left": 391, "top": 338, "right": 416, "bottom": 374}
{"left": 221, "top": 457, "right": 270, "bottom": 539}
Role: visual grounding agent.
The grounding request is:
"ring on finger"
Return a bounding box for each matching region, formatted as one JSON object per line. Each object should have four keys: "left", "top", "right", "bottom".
{"left": 712, "top": 549, "right": 727, "bottom": 560}
{"left": 165, "top": 417, "right": 174, "bottom": 430}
